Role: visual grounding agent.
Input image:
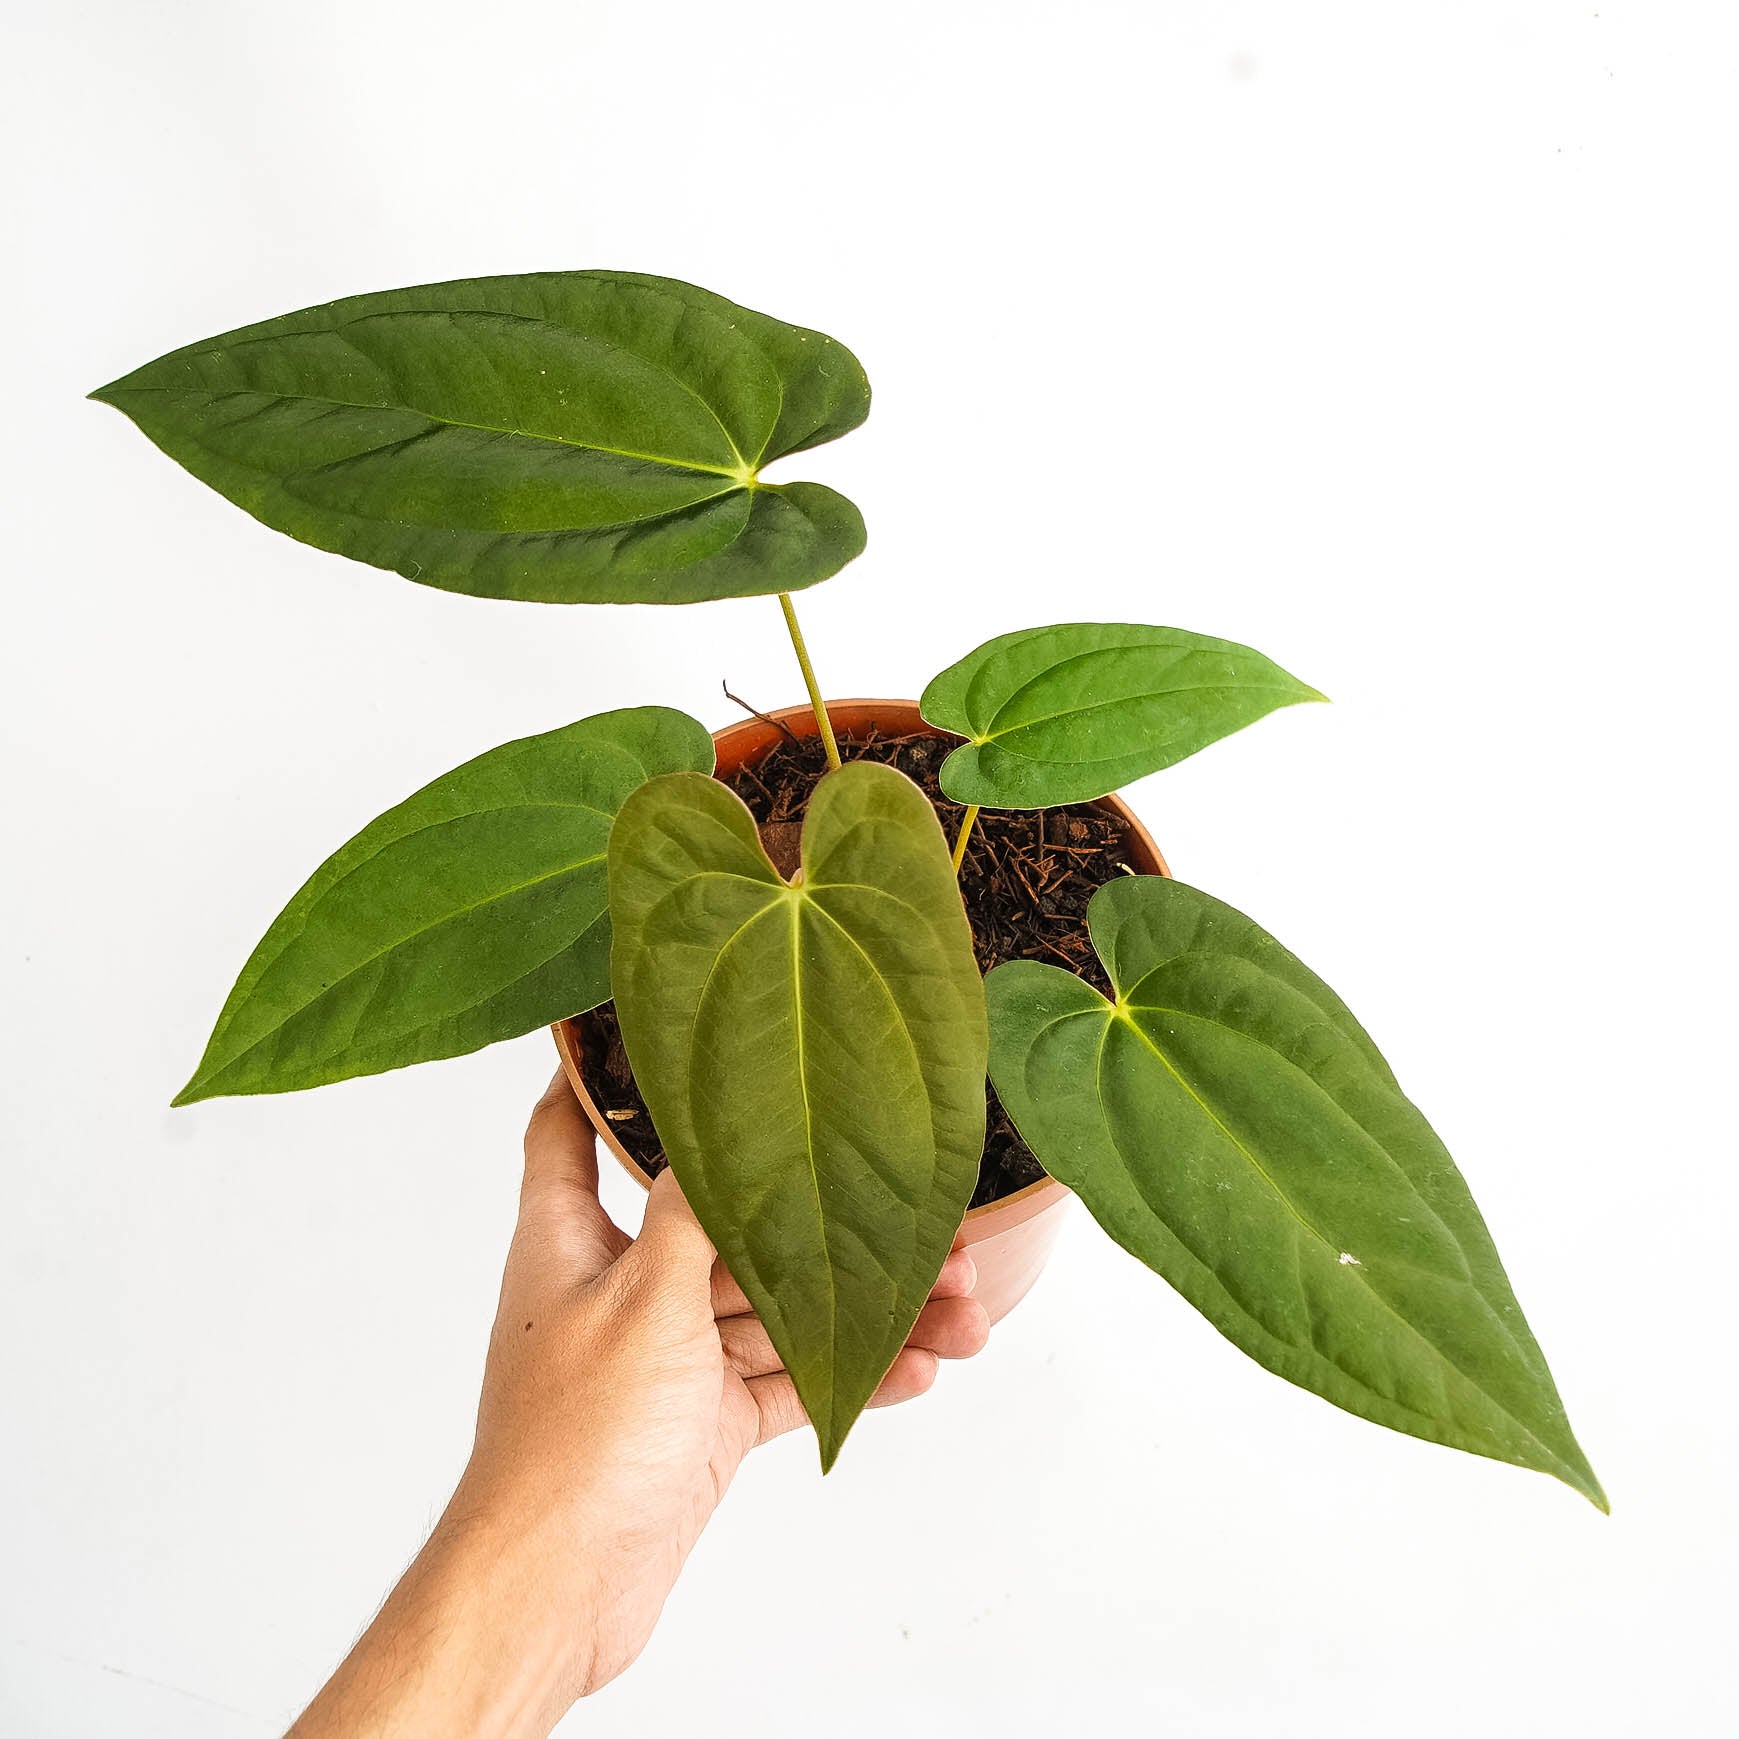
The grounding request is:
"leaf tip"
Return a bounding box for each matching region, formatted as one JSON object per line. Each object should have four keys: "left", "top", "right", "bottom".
{"left": 171, "top": 1069, "right": 216, "bottom": 1108}
{"left": 1572, "top": 1465, "right": 1610, "bottom": 1514}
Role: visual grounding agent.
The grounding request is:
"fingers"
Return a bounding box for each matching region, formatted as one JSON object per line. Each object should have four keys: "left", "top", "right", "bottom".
{"left": 868, "top": 1348, "right": 942, "bottom": 1409}
{"left": 720, "top": 1295, "right": 989, "bottom": 1381}
{"left": 746, "top": 1348, "right": 942, "bottom": 1446}
{"left": 932, "top": 1248, "right": 979, "bottom": 1302}
{"left": 743, "top": 1372, "right": 809, "bottom": 1445}
{"left": 909, "top": 1294, "right": 992, "bottom": 1359}
{"left": 738, "top": 1291, "right": 988, "bottom": 1448}
{"left": 709, "top": 1246, "right": 978, "bottom": 1320}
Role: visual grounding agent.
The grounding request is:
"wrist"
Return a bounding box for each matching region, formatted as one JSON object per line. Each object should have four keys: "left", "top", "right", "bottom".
{"left": 289, "top": 1488, "right": 598, "bottom": 1739}
{"left": 425, "top": 1485, "right": 604, "bottom": 1725}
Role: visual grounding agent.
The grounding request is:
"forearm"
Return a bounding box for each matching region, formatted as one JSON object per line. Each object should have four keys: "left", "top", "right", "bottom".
{"left": 287, "top": 1497, "right": 591, "bottom": 1739}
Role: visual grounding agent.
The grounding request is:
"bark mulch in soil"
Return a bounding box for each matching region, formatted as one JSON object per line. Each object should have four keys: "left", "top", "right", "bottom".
{"left": 577, "top": 717, "right": 1141, "bottom": 1209}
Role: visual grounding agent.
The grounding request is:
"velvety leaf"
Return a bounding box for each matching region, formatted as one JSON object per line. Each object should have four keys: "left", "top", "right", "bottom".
{"left": 609, "top": 763, "right": 987, "bottom": 1468}
{"left": 921, "top": 622, "right": 1325, "bottom": 807}
{"left": 176, "top": 707, "right": 713, "bottom": 1103}
{"left": 986, "top": 876, "right": 1604, "bottom": 1508}
{"left": 93, "top": 272, "right": 869, "bottom": 604}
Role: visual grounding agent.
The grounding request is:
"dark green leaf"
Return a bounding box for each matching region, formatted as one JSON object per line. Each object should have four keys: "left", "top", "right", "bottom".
{"left": 176, "top": 707, "right": 713, "bottom": 1104}
{"left": 921, "top": 622, "right": 1325, "bottom": 807}
{"left": 609, "top": 763, "right": 987, "bottom": 1468}
{"left": 987, "top": 875, "right": 1604, "bottom": 1508}
{"left": 93, "top": 272, "right": 869, "bottom": 604}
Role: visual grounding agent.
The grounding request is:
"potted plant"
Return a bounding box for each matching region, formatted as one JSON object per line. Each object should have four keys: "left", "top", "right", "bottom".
{"left": 93, "top": 270, "right": 1603, "bottom": 1506}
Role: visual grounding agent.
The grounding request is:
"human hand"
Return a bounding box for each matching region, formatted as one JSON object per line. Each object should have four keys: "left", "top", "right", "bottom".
{"left": 458, "top": 1069, "right": 991, "bottom": 1700}
{"left": 288, "top": 1071, "right": 990, "bottom": 1738}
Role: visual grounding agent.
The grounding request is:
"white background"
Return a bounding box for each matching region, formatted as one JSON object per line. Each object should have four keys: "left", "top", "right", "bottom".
{"left": 3, "top": 2, "right": 1734, "bottom": 1732}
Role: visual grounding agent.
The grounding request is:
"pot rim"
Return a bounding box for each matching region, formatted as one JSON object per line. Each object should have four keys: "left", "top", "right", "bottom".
{"left": 551, "top": 696, "right": 1171, "bottom": 1241}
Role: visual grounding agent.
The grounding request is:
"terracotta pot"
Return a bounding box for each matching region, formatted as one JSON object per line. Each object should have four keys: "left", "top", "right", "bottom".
{"left": 553, "top": 698, "right": 1171, "bottom": 1326}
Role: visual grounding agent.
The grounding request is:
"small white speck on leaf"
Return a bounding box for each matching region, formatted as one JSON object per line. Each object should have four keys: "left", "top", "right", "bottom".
{"left": 1338, "top": 1251, "right": 1361, "bottom": 1266}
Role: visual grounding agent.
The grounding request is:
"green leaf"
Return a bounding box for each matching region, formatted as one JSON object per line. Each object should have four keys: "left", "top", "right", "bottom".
{"left": 176, "top": 707, "right": 713, "bottom": 1104}
{"left": 93, "top": 272, "right": 869, "bottom": 605}
{"left": 921, "top": 622, "right": 1325, "bottom": 807}
{"left": 987, "top": 876, "right": 1604, "bottom": 1508}
{"left": 609, "top": 762, "right": 987, "bottom": 1468}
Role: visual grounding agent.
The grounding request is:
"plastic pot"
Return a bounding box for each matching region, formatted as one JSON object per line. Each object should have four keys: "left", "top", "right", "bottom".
{"left": 553, "top": 698, "right": 1170, "bottom": 1326}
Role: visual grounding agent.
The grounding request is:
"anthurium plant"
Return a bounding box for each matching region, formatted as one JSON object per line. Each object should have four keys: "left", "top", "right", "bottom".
{"left": 94, "top": 271, "right": 1602, "bottom": 1505}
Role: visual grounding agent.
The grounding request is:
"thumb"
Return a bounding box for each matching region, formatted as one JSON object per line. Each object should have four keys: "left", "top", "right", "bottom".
{"left": 635, "top": 1167, "right": 717, "bottom": 1283}
{"left": 520, "top": 1069, "right": 624, "bottom": 1275}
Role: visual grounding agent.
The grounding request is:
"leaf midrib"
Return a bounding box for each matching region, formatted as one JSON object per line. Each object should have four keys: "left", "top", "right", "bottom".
{"left": 975, "top": 639, "right": 1200, "bottom": 734}
{"left": 113, "top": 379, "right": 756, "bottom": 483}
{"left": 978, "top": 677, "right": 1307, "bottom": 747}
{"left": 131, "top": 301, "right": 776, "bottom": 476}
{"left": 787, "top": 892, "right": 840, "bottom": 1442}
{"left": 1121, "top": 992, "right": 1455, "bottom": 1249}
{"left": 196, "top": 846, "right": 610, "bottom": 1088}
{"left": 374, "top": 307, "right": 761, "bottom": 472}
{"left": 657, "top": 879, "right": 842, "bottom": 1431}
{"left": 1105, "top": 1001, "right": 1575, "bottom": 1473}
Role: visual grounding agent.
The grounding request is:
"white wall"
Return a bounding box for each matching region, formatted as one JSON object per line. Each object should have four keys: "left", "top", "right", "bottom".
{"left": 3, "top": 2, "right": 1733, "bottom": 1732}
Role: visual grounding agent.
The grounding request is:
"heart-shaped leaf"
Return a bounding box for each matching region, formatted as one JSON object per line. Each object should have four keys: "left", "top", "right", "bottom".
{"left": 176, "top": 707, "right": 713, "bottom": 1104}
{"left": 987, "top": 876, "right": 1604, "bottom": 1508}
{"left": 93, "top": 272, "right": 869, "bottom": 605}
{"left": 609, "top": 762, "right": 987, "bottom": 1468}
{"left": 921, "top": 622, "right": 1325, "bottom": 807}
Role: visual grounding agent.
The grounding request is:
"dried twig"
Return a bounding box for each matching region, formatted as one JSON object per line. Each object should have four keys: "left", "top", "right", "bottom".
{"left": 721, "top": 683, "right": 803, "bottom": 747}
